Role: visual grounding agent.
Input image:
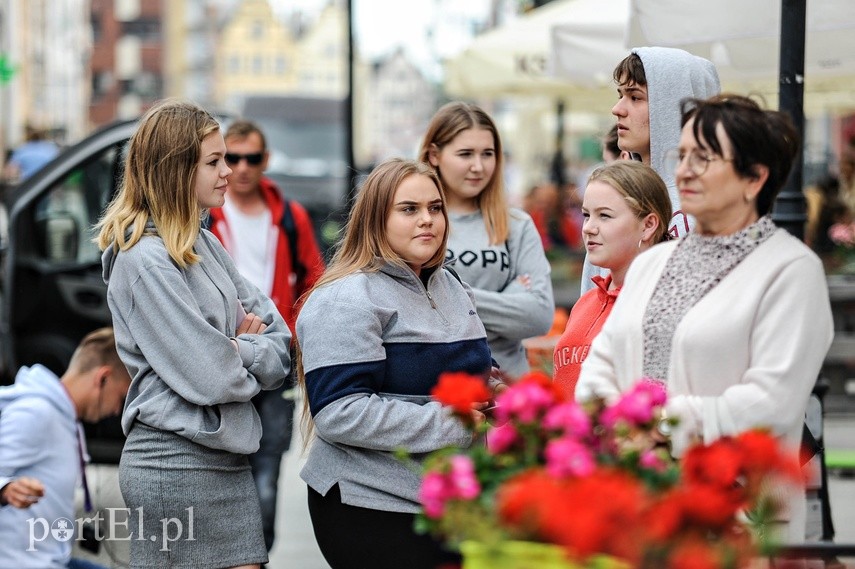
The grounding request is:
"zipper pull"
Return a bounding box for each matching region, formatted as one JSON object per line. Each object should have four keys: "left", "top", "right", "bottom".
{"left": 425, "top": 290, "right": 437, "bottom": 309}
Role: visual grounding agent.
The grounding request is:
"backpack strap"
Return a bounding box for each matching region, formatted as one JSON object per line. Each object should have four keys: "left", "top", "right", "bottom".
{"left": 280, "top": 198, "right": 307, "bottom": 288}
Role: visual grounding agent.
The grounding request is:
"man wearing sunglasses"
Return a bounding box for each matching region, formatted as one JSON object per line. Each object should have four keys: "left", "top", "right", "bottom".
{"left": 206, "top": 119, "right": 325, "bottom": 553}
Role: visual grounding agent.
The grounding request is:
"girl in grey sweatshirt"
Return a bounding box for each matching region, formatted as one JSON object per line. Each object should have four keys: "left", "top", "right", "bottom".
{"left": 297, "top": 159, "right": 492, "bottom": 569}
{"left": 420, "top": 102, "right": 554, "bottom": 378}
{"left": 97, "top": 99, "right": 290, "bottom": 568}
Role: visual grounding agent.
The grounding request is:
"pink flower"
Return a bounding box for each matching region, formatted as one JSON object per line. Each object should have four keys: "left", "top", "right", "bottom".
{"left": 420, "top": 471, "right": 451, "bottom": 518}
{"left": 829, "top": 222, "right": 855, "bottom": 247}
{"left": 494, "top": 381, "right": 555, "bottom": 424}
{"left": 640, "top": 449, "right": 670, "bottom": 473}
{"left": 449, "top": 455, "right": 481, "bottom": 499}
{"left": 602, "top": 379, "right": 667, "bottom": 428}
{"left": 487, "top": 423, "right": 520, "bottom": 454}
{"left": 543, "top": 402, "right": 592, "bottom": 439}
{"left": 545, "top": 437, "right": 596, "bottom": 478}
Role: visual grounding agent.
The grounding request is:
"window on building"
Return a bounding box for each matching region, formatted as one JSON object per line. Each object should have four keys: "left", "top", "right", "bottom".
{"left": 91, "top": 16, "right": 103, "bottom": 43}
{"left": 91, "top": 71, "right": 114, "bottom": 101}
{"left": 229, "top": 55, "right": 241, "bottom": 74}
{"left": 118, "top": 79, "right": 133, "bottom": 96}
{"left": 275, "top": 56, "right": 287, "bottom": 74}
{"left": 122, "top": 18, "right": 161, "bottom": 41}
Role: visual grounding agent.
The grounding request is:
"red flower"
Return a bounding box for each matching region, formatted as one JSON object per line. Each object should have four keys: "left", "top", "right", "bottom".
{"left": 682, "top": 439, "right": 743, "bottom": 490}
{"left": 736, "top": 430, "right": 802, "bottom": 482}
{"left": 498, "top": 468, "right": 647, "bottom": 563}
{"left": 667, "top": 537, "right": 724, "bottom": 569}
{"left": 496, "top": 470, "right": 557, "bottom": 531}
{"left": 678, "top": 483, "right": 743, "bottom": 529}
{"left": 644, "top": 491, "right": 685, "bottom": 541}
{"left": 431, "top": 372, "right": 490, "bottom": 415}
{"left": 545, "top": 470, "right": 647, "bottom": 563}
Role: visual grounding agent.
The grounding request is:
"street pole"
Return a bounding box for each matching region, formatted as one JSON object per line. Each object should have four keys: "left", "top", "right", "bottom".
{"left": 550, "top": 99, "right": 566, "bottom": 188}
{"left": 773, "top": 0, "right": 806, "bottom": 241}
{"left": 346, "top": 0, "right": 356, "bottom": 202}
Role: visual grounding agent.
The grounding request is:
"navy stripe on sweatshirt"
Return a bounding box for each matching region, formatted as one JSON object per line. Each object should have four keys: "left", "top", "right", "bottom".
{"left": 305, "top": 338, "right": 491, "bottom": 416}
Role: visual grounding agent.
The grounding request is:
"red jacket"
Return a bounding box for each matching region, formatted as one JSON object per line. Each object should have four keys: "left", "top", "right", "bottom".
{"left": 553, "top": 275, "right": 619, "bottom": 398}
{"left": 208, "top": 177, "right": 325, "bottom": 334}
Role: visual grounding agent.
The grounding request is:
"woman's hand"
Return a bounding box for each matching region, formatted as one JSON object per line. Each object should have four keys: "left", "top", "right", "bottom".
{"left": 470, "top": 401, "right": 488, "bottom": 434}
{"left": 236, "top": 312, "right": 267, "bottom": 336}
{"left": 488, "top": 366, "right": 510, "bottom": 397}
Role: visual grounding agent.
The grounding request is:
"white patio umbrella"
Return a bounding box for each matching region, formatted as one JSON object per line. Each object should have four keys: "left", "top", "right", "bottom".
{"left": 550, "top": 0, "right": 855, "bottom": 111}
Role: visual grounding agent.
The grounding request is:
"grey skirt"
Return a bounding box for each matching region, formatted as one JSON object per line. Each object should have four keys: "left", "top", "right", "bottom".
{"left": 119, "top": 421, "right": 267, "bottom": 568}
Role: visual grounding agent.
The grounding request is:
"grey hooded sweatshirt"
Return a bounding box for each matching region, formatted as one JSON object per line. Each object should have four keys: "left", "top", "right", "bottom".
{"left": 101, "top": 224, "right": 290, "bottom": 455}
{"left": 446, "top": 208, "right": 554, "bottom": 377}
{"left": 581, "top": 47, "right": 721, "bottom": 293}
{"left": 298, "top": 261, "right": 492, "bottom": 513}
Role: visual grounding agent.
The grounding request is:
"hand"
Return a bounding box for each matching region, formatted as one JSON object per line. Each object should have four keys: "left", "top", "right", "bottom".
{"left": 236, "top": 312, "right": 267, "bottom": 336}
{"left": 488, "top": 366, "right": 511, "bottom": 397}
{"left": 470, "top": 401, "right": 488, "bottom": 432}
{"left": 1, "top": 477, "right": 45, "bottom": 508}
{"left": 515, "top": 274, "right": 532, "bottom": 291}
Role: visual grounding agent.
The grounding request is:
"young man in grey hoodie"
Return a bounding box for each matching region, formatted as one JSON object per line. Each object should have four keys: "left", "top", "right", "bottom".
{"left": 580, "top": 47, "right": 721, "bottom": 293}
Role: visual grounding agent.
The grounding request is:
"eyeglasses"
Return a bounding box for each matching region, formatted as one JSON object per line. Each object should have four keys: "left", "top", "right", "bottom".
{"left": 225, "top": 152, "right": 264, "bottom": 166}
{"left": 664, "top": 148, "right": 733, "bottom": 177}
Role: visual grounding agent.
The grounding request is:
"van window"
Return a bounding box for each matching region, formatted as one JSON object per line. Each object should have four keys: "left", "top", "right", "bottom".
{"left": 31, "top": 146, "right": 119, "bottom": 263}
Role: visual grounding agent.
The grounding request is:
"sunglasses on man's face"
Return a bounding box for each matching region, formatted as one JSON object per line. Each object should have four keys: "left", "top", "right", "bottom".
{"left": 225, "top": 152, "right": 264, "bottom": 166}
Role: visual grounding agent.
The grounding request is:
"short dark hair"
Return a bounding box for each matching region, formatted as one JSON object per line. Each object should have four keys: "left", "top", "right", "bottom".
{"left": 613, "top": 53, "right": 646, "bottom": 87}
{"left": 603, "top": 124, "right": 621, "bottom": 158}
{"left": 225, "top": 119, "right": 267, "bottom": 151}
{"left": 679, "top": 94, "right": 800, "bottom": 217}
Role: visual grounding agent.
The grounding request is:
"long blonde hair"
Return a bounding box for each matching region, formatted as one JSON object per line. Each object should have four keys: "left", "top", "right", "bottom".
{"left": 418, "top": 102, "right": 509, "bottom": 244}
{"left": 297, "top": 158, "right": 448, "bottom": 446}
{"left": 95, "top": 98, "right": 221, "bottom": 266}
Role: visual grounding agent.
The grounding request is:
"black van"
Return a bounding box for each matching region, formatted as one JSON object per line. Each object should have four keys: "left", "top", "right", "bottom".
{"left": 1, "top": 118, "right": 138, "bottom": 462}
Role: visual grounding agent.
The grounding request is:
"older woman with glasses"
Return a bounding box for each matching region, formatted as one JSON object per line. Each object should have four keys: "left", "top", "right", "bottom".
{"left": 576, "top": 94, "right": 833, "bottom": 543}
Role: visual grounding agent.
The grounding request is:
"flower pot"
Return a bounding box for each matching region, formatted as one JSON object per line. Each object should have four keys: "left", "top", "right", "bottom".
{"left": 460, "top": 540, "right": 625, "bottom": 569}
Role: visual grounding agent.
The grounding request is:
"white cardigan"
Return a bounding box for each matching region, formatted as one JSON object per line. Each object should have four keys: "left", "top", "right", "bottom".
{"left": 576, "top": 229, "right": 833, "bottom": 542}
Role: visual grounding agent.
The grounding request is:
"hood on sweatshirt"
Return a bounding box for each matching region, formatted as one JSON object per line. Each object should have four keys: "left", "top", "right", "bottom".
{"left": 633, "top": 47, "right": 720, "bottom": 235}
{"left": 101, "top": 220, "right": 161, "bottom": 285}
{"left": 0, "top": 364, "right": 76, "bottom": 422}
{"left": 102, "top": 220, "right": 212, "bottom": 285}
